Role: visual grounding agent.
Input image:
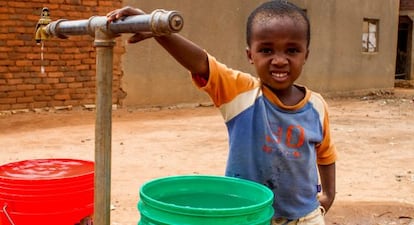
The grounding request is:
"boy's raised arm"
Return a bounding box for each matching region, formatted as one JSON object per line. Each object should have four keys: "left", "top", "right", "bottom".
{"left": 107, "top": 6, "right": 209, "bottom": 78}
{"left": 154, "top": 34, "right": 209, "bottom": 78}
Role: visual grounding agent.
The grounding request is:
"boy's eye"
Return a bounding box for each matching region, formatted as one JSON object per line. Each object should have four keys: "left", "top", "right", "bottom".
{"left": 287, "top": 48, "right": 300, "bottom": 54}
{"left": 259, "top": 48, "right": 272, "bottom": 54}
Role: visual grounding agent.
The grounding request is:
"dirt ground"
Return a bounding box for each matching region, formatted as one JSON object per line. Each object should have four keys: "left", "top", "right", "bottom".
{"left": 0, "top": 88, "right": 413, "bottom": 225}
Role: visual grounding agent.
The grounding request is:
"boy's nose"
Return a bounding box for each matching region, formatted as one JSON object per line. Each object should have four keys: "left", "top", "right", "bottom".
{"left": 271, "top": 54, "right": 288, "bottom": 66}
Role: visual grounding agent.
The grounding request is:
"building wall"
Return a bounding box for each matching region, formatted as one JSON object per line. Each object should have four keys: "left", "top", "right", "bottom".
{"left": 297, "top": 0, "right": 400, "bottom": 94}
{"left": 122, "top": 0, "right": 400, "bottom": 107}
{"left": 0, "top": 0, "right": 401, "bottom": 110}
{"left": 0, "top": 0, "right": 123, "bottom": 111}
{"left": 121, "top": 0, "right": 265, "bottom": 107}
{"left": 401, "top": 0, "right": 414, "bottom": 10}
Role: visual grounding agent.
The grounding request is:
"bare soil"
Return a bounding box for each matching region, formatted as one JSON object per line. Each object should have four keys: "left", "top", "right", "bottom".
{"left": 0, "top": 88, "right": 413, "bottom": 225}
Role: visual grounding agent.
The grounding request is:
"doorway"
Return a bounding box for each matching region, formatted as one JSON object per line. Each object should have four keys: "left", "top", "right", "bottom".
{"left": 395, "top": 16, "right": 412, "bottom": 80}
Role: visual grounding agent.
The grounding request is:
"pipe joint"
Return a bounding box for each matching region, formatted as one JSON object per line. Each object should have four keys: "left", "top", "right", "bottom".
{"left": 45, "top": 19, "right": 69, "bottom": 39}
{"left": 150, "top": 9, "right": 183, "bottom": 36}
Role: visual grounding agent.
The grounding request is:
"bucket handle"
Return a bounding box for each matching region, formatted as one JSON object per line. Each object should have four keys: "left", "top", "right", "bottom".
{"left": 2, "top": 204, "right": 16, "bottom": 225}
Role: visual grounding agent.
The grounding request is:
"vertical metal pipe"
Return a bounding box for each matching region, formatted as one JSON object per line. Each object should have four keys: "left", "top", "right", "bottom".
{"left": 93, "top": 28, "right": 115, "bottom": 225}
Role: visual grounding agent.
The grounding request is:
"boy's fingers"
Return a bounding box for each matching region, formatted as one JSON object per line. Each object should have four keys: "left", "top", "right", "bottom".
{"left": 107, "top": 6, "right": 146, "bottom": 22}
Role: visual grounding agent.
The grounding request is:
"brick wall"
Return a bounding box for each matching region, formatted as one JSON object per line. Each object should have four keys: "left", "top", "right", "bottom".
{"left": 0, "top": 0, "right": 124, "bottom": 111}
{"left": 401, "top": 0, "right": 414, "bottom": 10}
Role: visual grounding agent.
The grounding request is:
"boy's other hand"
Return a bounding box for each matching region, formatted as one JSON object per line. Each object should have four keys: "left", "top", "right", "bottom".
{"left": 106, "top": 6, "right": 154, "bottom": 43}
{"left": 106, "top": 6, "right": 145, "bottom": 22}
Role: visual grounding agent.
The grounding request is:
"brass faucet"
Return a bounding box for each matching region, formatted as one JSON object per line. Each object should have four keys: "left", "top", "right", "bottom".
{"left": 35, "top": 7, "right": 51, "bottom": 44}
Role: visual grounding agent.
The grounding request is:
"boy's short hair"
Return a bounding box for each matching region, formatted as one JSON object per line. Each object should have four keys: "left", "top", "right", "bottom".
{"left": 246, "top": 0, "right": 311, "bottom": 48}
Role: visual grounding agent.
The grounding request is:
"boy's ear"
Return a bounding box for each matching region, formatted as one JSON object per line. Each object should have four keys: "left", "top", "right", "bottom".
{"left": 246, "top": 47, "right": 254, "bottom": 64}
{"left": 304, "top": 49, "right": 310, "bottom": 63}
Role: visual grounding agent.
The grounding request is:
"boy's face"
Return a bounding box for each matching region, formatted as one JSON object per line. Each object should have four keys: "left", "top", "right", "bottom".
{"left": 246, "top": 16, "right": 309, "bottom": 93}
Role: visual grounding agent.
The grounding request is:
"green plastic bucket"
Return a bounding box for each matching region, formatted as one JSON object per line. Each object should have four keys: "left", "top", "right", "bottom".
{"left": 138, "top": 175, "right": 274, "bottom": 225}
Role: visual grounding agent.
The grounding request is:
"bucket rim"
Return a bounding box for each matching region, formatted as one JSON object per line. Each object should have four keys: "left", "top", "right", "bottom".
{"left": 0, "top": 158, "right": 94, "bottom": 182}
{"left": 139, "top": 174, "right": 274, "bottom": 217}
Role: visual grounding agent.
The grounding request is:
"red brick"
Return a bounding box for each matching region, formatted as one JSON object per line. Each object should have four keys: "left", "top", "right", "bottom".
{"left": 83, "top": 81, "right": 96, "bottom": 87}
{"left": 66, "top": 60, "right": 82, "bottom": 66}
{"left": 6, "top": 40, "right": 25, "bottom": 46}
{"left": 82, "top": 58, "right": 95, "bottom": 64}
{"left": 60, "top": 77, "right": 76, "bottom": 83}
{"left": 54, "top": 94, "right": 70, "bottom": 100}
{"left": 48, "top": 72, "right": 64, "bottom": 78}
{"left": 16, "top": 84, "right": 35, "bottom": 90}
{"left": 43, "top": 54, "right": 59, "bottom": 61}
{"left": 44, "top": 89, "right": 58, "bottom": 96}
{"left": 51, "top": 61, "right": 66, "bottom": 66}
{"left": 74, "top": 53, "right": 90, "bottom": 60}
{"left": 24, "top": 78, "right": 42, "bottom": 84}
{"left": 35, "top": 84, "right": 52, "bottom": 90}
{"left": 0, "top": 98, "right": 16, "bottom": 104}
{"left": 43, "top": 78, "right": 59, "bottom": 84}
{"left": 33, "top": 95, "right": 52, "bottom": 101}
{"left": 75, "top": 88, "right": 91, "bottom": 94}
{"left": 11, "top": 103, "right": 29, "bottom": 109}
{"left": 83, "top": 0, "right": 98, "bottom": 6}
{"left": 0, "top": 85, "right": 16, "bottom": 92}
{"left": 60, "top": 55, "right": 74, "bottom": 60}
{"left": 71, "top": 93, "right": 86, "bottom": 99}
{"left": 31, "top": 102, "right": 49, "bottom": 108}
{"left": 63, "top": 48, "right": 81, "bottom": 54}
{"left": 13, "top": 72, "right": 31, "bottom": 78}
{"left": 0, "top": 60, "right": 16, "bottom": 66}
{"left": 53, "top": 83, "right": 68, "bottom": 89}
{"left": 45, "top": 4, "right": 59, "bottom": 10}
{"left": 7, "top": 79, "right": 23, "bottom": 85}
{"left": 0, "top": 104, "right": 12, "bottom": 111}
{"left": 75, "top": 65, "right": 90, "bottom": 70}
{"left": 16, "top": 60, "right": 33, "bottom": 66}
{"left": 8, "top": 2, "right": 31, "bottom": 8}
{"left": 68, "top": 82, "right": 83, "bottom": 88}
{"left": 25, "top": 90, "right": 43, "bottom": 96}
{"left": 7, "top": 67, "right": 21, "bottom": 73}
{"left": 17, "top": 97, "right": 34, "bottom": 103}
{"left": 79, "top": 70, "right": 95, "bottom": 76}
{"left": 6, "top": 91, "right": 24, "bottom": 98}
{"left": 0, "top": 67, "right": 9, "bottom": 73}
{"left": 43, "top": 66, "right": 58, "bottom": 72}
{"left": 26, "top": 53, "right": 41, "bottom": 60}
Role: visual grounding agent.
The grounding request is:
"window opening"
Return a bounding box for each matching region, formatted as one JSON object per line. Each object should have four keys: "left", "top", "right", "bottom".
{"left": 362, "top": 19, "right": 379, "bottom": 52}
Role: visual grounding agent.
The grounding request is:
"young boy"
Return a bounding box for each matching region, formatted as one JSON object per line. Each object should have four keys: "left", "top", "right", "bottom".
{"left": 107, "top": 1, "right": 337, "bottom": 224}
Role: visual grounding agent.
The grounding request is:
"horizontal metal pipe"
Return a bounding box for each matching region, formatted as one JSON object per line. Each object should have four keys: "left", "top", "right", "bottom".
{"left": 109, "top": 10, "right": 183, "bottom": 35}
{"left": 45, "top": 10, "right": 183, "bottom": 39}
{"left": 48, "top": 19, "right": 91, "bottom": 37}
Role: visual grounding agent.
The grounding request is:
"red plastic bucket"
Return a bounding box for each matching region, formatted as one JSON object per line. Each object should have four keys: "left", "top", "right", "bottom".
{"left": 0, "top": 159, "right": 94, "bottom": 225}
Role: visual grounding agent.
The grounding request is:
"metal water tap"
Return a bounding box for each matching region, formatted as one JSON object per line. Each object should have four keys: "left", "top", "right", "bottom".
{"left": 35, "top": 7, "right": 52, "bottom": 44}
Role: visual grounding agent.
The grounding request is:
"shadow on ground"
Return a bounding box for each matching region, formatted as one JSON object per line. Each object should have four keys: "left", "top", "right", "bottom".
{"left": 326, "top": 201, "right": 414, "bottom": 225}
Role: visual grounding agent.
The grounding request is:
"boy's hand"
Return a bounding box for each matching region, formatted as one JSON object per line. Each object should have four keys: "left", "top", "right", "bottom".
{"left": 106, "top": 6, "right": 154, "bottom": 43}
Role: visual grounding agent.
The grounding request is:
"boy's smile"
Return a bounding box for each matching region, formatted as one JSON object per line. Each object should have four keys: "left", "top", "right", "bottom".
{"left": 246, "top": 15, "right": 309, "bottom": 102}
